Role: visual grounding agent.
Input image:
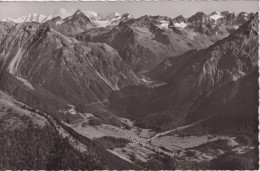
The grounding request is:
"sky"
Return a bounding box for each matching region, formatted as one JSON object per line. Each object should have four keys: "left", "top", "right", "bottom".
{"left": 0, "top": 0, "right": 258, "bottom": 20}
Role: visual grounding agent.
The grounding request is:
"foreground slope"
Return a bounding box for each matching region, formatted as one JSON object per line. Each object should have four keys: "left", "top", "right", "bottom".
{"left": 0, "top": 90, "right": 141, "bottom": 169}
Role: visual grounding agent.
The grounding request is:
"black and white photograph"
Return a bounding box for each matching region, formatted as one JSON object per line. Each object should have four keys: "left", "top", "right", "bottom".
{"left": 0, "top": 0, "right": 259, "bottom": 170}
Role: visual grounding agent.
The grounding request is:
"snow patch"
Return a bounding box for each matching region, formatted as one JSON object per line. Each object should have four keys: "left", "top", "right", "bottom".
{"left": 156, "top": 20, "right": 169, "bottom": 29}
{"left": 232, "top": 146, "right": 254, "bottom": 154}
{"left": 2, "top": 9, "right": 100, "bottom": 23}
{"left": 38, "top": 15, "right": 48, "bottom": 22}
{"left": 60, "top": 104, "right": 78, "bottom": 115}
{"left": 15, "top": 76, "right": 34, "bottom": 90}
{"left": 210, "top": 12, "right": 223, "bottom": 20}
{"left": 67, "top": 104, "right": 77, "bottom": 115}
{"left": 4, "top": 13, "right": 49, "bottom": 23}
{"left": 234, "top": 25, "right": 239, "bottom": 29}
{"left": 95, "top": 70, "right": 119, "bottom": 91}
{"left": 141, "top": 78, "right": 153, "bottom": 84}
{"left": 174, "top": 22, "right": 187, "bottom": 28}
{"left": 69, "top": 108, "right": 77, "bottom": 115}
{"left": 228, "top": 138, "right": 239, "bottom": 147}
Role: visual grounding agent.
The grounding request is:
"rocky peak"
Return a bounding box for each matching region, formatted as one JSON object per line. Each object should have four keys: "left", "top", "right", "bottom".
{"left": 220, "top": 11, "right": 233, "bottom": 16}
{"left": 234, "top": 12, "right": 253, "bottom": 25}
{"left": 172, "top": 15, "right": 187, "bottom": 23}
{"left": 188, "top": 12, "right": 208, "bottom": 22}
{"left": 120, "top": 13, "right": 133, "bottom": 21}
{"left": 70, "top": 9, "right": 91, "bottom": 22}
{"left": 243, "top": 12, "right": 258, "bottom": 34}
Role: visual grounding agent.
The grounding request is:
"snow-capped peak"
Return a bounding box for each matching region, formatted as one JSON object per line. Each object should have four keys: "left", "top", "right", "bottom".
{"left": 2, "top": 8, "right": 101, "bottom": 23}
{"left": 172, "top": 15, "right": 187, "bottom": 29}
{"left": 52, "top": 8, "right": 100, "bottom": 20}
{"left": 4, "top": 13, "right": 50, "bottom": 23}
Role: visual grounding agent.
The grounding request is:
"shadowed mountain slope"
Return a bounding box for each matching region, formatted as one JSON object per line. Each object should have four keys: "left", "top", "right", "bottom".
{"left": 109, "top": 13, "right": 258, "bottom": 131}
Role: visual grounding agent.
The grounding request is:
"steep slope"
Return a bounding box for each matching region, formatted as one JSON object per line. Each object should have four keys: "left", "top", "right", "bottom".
{"left": 77, "top": 12, "right": 252, "bottom": 73}
{"left": 187, "top": 69, "right": 258, "bottom": 134}
{"left": 109, "top": 13, "right": 258, "bottom": 131}
{"left": 0, "top": 21, "right": 140, "bottom": 122}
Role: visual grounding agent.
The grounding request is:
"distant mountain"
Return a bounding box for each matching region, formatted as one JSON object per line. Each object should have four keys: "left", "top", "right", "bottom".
{"left": 46, "top": 9, "right": 96, "bottom": 35}
{"left": 77, "top": 12, "right": 253, "bottom": 73}
{"left": 2, "top": 9, "right": 116, "bottom": 24}
{"left": 52, "top": 8, "right": 101, "bottom": 20}
{"left": 185, "top": 11, "right": 254, "bottom": 35}
{"left": 4, "top": 13, "right": 52, "bottom": 23}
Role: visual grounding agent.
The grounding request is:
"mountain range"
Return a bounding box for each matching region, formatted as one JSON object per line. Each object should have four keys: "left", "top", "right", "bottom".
{"left": 0, "top": 9, "right": 258, "bottom": 169}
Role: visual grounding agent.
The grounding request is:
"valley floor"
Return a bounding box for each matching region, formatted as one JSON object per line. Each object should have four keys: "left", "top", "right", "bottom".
{"left": 63, "top": 112, "right": 258, "bottom": 169}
